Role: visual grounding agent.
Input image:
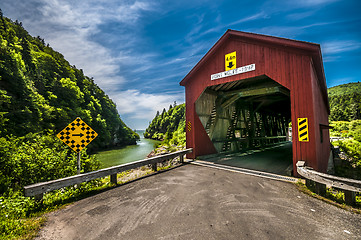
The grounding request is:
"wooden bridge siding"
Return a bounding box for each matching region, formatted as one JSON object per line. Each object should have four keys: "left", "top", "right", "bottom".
{"left": 260, "top": 48, "right": 326, "bottom": 174}
{"left": 310, "top": 61, "right": 331, "bottom": 173}
{"left": 185, "top": 74, "right": 217, "bottom": 158}
{"left": 183, "top": 34, "right": 329, "bottom": 174}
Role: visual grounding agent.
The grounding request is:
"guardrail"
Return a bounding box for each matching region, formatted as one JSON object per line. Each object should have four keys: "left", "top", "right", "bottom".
{"left": 296, "top": 161, "right": 361, "bottom": 205}
{"left": 24, "top": 148, "right": 193, "bottom": 200}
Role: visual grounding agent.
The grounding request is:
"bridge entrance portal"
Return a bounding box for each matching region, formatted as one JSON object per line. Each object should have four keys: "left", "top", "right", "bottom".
{"left": 196, "top": 76, "right": 291, "bottom": 153}
{"left": 195, "top": 76, "right": 293, "bottom": 175}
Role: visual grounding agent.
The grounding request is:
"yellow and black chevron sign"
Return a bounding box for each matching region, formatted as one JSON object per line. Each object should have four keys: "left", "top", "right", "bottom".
{"left": 57, "top": 117, "right": 98, "bottom": 152}
{"left": 298, "top": 118, "right": 309, "bottom": 142}
{"left": 187, "top": 121, "right": 191, "bottom": 132}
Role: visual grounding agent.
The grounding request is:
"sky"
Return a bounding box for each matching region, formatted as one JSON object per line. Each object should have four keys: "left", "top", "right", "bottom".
{"left": 1, "top": 0, "right": 360, "bottom": 129}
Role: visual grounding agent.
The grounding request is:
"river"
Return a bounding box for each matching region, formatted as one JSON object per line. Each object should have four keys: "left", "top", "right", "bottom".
{"left": 95, "top": 130, "right": 161, "bottom": 168}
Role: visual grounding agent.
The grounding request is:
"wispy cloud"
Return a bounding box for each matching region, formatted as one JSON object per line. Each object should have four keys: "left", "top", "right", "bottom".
{"left": 34, "top": 0, "right": 157, "bottom": 92}
{"left": 250, "top": 21, "right": 337, "bottom": 39}
{"left": 298, "top": 0, "right": 340, "bottom": 6}
{"left": 322, "top": 40, "right": 361, "bottom": 55}
{"left": 286, "top": 11, "right": 315, "bottom": 20}
{"left": 201, "top": 11, "right": 268, "bottom": 37}
{"left": 229, "top": 12, "right": 269, "bottom": 26}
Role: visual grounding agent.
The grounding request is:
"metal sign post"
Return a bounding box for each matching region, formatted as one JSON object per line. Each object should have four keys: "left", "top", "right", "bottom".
{"left": 57, "top": 117, "right": 98, "bottom": 175}
{"left": 77, "top": 152, "right": 81, "bottom": 175}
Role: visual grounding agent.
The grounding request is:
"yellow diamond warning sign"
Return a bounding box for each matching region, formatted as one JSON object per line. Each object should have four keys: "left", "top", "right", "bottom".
{"left": 298, "top": 118, "right": 309, "bottom": 142}
{"left": 57, "top": 117, "right": 98, "bottom": 152}
{"left": 225, "top": 51, "right": 236, "bottom": 71}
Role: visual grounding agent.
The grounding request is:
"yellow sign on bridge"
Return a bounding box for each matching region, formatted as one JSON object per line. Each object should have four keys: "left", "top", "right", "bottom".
{"left": 225, "top": 51, "right": 236, "bottom": 71}
{"left": 298, "top": 118, "right": 309, "bottom": 142}
{"left": 57, "top": 117, "right": 98, "bottom": 152}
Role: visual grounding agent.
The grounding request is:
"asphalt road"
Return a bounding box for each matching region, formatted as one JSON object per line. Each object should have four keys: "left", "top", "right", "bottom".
{"left": 37, "top": 164, "right": 361, "bottom": 240}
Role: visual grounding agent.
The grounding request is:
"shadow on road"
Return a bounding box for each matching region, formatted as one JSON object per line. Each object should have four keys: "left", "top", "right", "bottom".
{"left": 197, "top": 142, "right": 293, "bottom": 176}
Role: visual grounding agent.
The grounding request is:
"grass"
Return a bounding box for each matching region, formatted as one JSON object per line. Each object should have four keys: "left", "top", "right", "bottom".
{"left": 295, "top": 181, "right": 361, "bottom": 214}
{"left": 0, "top": 159, "right": 182, "bottom": 240}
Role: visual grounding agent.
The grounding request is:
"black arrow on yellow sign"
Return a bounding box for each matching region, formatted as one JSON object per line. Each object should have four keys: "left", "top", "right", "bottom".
{"left": 72, "top": 133, "right": 84, "bottom": 137}
{"left": 227, "top": 62, "right": 234, "bottom": 69}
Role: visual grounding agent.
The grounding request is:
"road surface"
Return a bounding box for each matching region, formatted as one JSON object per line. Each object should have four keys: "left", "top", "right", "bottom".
{"left": 198, "top": 142, "right": 293, "bottom": 176}
{"left": 37, "top": 164, "right": 361, "bottom": 240}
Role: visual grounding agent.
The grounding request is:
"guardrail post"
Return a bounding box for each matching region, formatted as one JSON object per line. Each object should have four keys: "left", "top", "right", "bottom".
{"left": 152, "top": 162, "right": 157, "bottom": 171}
{"left": 344, "top": 190, "right": 356, "bottom": 206}
{"left": 305, "top": 179, "right": 315, "bottom": 191}
{"left": 110, "top": 174, "right": 117, "bottom": 184}
{"left": 34, "top": 193, "right": 43, "bottom": 202}
{"left": 315, "top": 182, "right": 326, "bottom": 196}
{"left": 180, "top": 155, "right": 184, "bottom": 164}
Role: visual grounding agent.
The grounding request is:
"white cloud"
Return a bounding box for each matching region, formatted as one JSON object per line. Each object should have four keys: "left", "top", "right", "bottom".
{"left": 9, "top": 0, "right": 157, "bottom": 93}
{"left": 112, "top": 89, "right": 184, "bottom": 120}
{"left": 322, "top": 40, "right": 361, "bottom": 55}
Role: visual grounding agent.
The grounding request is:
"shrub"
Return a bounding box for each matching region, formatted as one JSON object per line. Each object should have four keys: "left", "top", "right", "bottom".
{"left": 0, "top": 132, "right": 100, "bottom": 194}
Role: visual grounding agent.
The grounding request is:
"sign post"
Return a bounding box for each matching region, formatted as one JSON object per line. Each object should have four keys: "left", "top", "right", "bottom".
{"left": 77, "top": 152, "right": 81, "bottom": 175}
{"left": 57, "top": 117, "right": 98, "bottom": 174}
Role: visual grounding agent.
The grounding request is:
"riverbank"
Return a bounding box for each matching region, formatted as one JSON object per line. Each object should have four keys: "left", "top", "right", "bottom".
{"left": 96, "top": 130, "right": 161, "bottom": 168}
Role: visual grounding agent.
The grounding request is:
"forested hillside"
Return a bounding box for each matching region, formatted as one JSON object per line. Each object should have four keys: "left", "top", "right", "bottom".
{"left": 0, "top": 14, "right": 138, "bottom": 149}
{"left": 144, "top": 103, "right": 185, "bottom": 146}
{"left": 0, "top": 15, "right": 141, "bottom": 237}
{"left": 328, "top": 82, "right": 361, "bottom": 121}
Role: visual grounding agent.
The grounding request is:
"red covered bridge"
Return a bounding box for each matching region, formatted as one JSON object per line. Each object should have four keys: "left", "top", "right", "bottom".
{"left": 180, "top": 30, "right": 331, "bottom": 175}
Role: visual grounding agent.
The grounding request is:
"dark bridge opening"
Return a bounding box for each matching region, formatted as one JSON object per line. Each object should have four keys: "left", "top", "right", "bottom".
{"left": 195, "top": 76, "right": 293, "bottom": 175}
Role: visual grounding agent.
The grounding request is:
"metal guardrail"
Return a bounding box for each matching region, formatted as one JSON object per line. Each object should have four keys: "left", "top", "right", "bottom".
{"left": 296, "top": 161, "right": 361, "bottom": 205}
{"left": 24, "top": 148, "right": 193, "bottom": 200}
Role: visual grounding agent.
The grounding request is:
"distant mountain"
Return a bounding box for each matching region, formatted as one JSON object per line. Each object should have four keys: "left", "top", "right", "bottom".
{"left": 0, "top": 14, "right": 138, "bottom": 150}
{"left": 328, "top": 82, "right": 361, "bottom": 121}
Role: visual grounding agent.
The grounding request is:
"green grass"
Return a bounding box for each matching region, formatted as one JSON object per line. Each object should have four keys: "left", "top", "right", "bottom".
{"left": 0, "top": 179, "right": 114, "bottom": 240}
{"left": 295, "top": 181, "right": 361, "bottom": 214}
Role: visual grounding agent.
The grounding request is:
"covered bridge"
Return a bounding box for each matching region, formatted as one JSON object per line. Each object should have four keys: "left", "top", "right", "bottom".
{"left": 180, "top": 30, "right": 331, "bottom": 175}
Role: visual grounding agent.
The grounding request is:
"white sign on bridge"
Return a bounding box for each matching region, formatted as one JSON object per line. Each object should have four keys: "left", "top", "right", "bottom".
{"left": 211, "top": 63, "right": 255, "bottom": 80}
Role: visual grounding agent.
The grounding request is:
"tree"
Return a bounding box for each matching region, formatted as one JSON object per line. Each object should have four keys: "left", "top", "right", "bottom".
{"left": 144, "top": 104, "right": 185, "bottom": 141}
{"left": 0, "top": 15, "right": 138, "bottom": 150}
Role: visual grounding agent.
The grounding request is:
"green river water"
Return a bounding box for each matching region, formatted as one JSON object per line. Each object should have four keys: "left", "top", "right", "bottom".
{"left": 95, "top": 130, "right": 161, "bottom": 168}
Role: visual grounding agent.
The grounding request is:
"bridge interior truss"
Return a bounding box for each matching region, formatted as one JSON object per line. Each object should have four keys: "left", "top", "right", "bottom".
{"left": 196, "top": 76, "right": 291, "bottom": 153}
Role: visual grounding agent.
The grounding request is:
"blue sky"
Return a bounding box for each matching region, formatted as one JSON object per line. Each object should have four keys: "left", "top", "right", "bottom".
{"left": 1, "top": 0, "right": 360, "bottom": 129}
